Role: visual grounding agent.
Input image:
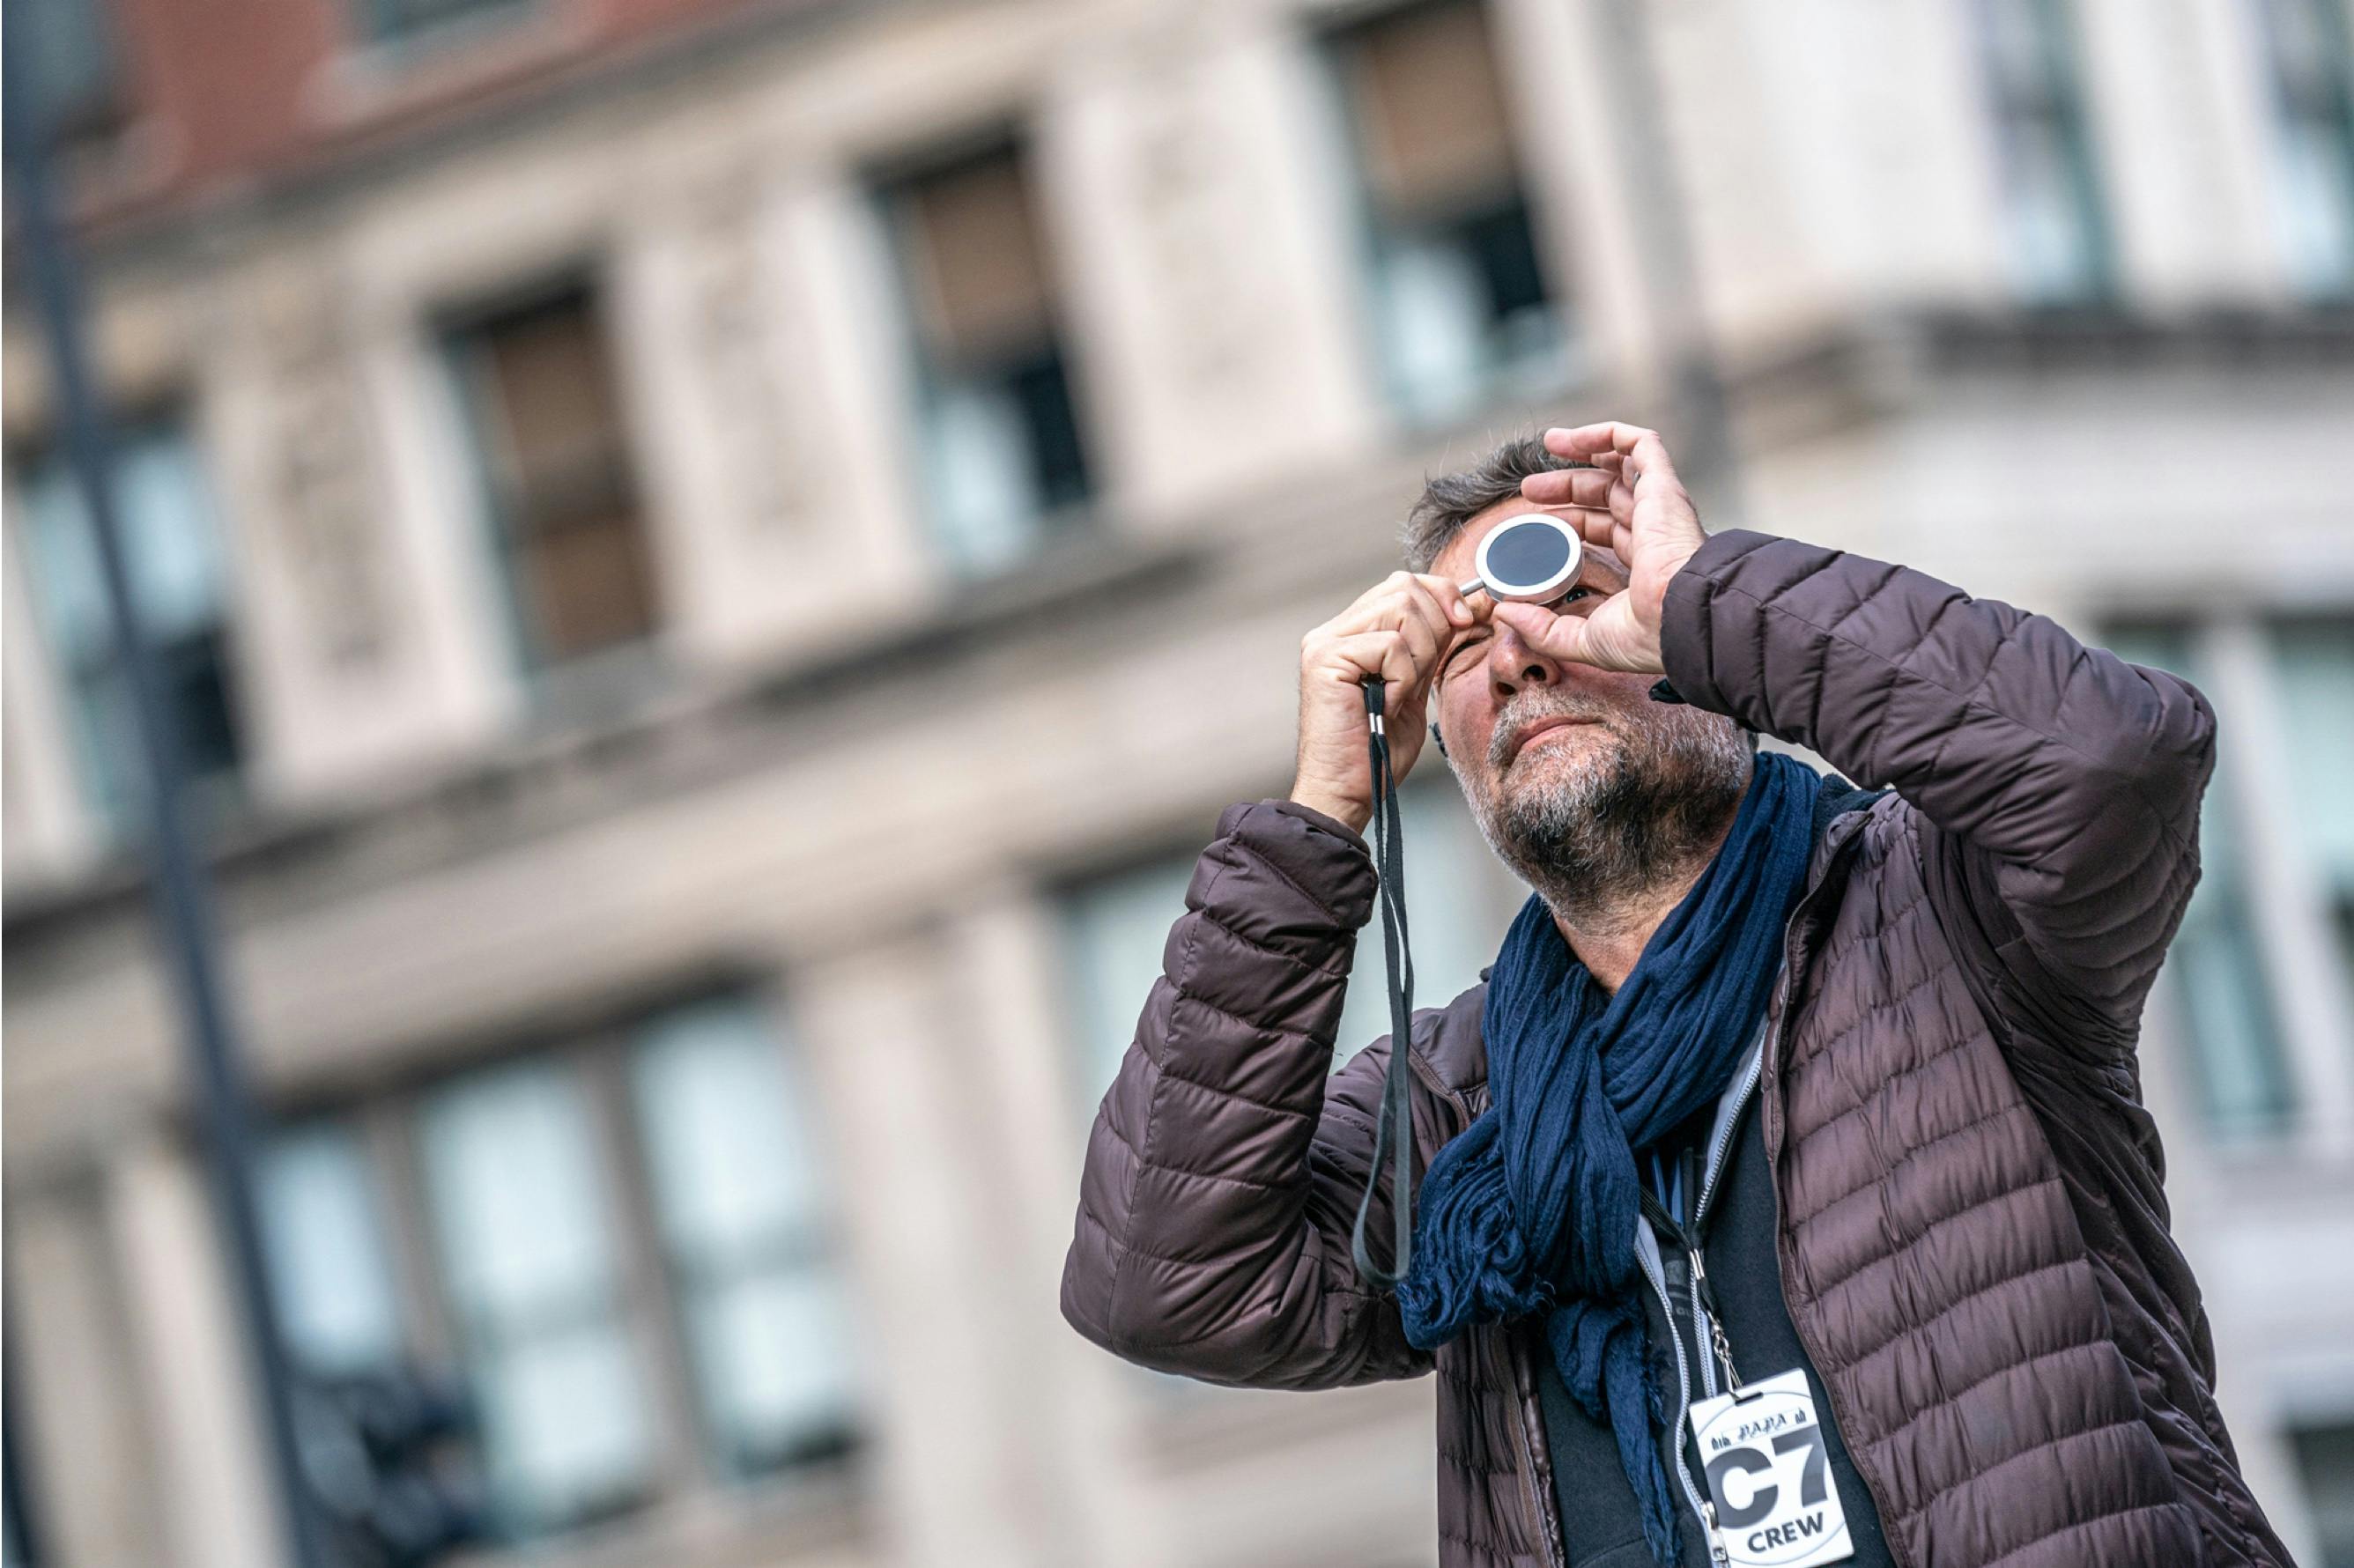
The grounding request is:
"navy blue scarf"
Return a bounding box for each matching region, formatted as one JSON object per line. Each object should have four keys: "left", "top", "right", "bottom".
{"left": 1395, "top": 751, "right": 1822, "bottom": 1567}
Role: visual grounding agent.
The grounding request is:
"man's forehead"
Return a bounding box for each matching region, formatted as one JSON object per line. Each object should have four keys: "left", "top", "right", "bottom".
{"left": 1435, "top": 499, "right": 1626, "bottom": 578}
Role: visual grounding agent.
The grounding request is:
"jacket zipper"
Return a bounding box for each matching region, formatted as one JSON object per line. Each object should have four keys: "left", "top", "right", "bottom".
{"left": 1638, "top": 1226, "right": 1713, "bottom": 1534}
{"left": 1693, "top": 1043, "right": 1766, "bottom": 1230}
{"left": 1644, "top": 994, "right": 1773, "bottom": 1547}
{"left": 1683, "top": 1024, "right": 1768, "bottom": 1402}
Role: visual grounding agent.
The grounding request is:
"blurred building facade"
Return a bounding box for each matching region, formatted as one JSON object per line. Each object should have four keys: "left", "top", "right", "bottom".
{"left": 4, "top": 0, "right": 2354, "bottom": 1564}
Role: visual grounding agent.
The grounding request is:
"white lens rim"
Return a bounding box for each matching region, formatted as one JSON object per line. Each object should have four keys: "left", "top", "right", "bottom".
{"left": 1469, "top": 514, "right": 1585, "bottom": 603}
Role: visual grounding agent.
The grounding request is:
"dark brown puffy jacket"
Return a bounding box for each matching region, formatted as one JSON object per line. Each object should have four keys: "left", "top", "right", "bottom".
{"left": 1062, "top": 530, "right": 2299, "bottom": 1568}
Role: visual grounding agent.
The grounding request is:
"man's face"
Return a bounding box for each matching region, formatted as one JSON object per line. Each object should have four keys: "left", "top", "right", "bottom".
{"left": 1426, "top": 499, "right": 1751, "bottom": 906}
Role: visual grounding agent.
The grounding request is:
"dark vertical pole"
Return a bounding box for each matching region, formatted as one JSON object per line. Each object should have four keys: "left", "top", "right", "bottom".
{"left": 4, "top": 1317, "right": 43, "bottom": 1568}
{"left": 1594, "top": 0, "right": 1746, "bottom": 523}
{"left": 1, "top": 11, "right": 325, "bottom": 1567}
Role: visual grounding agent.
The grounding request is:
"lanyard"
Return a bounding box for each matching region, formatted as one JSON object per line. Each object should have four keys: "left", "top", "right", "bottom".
{"left": 1351, "top": 677, "right": 1418, "bottom": 1291}
{"left": 1640, "top": 1146, "right": 1743, "bottom": 1394}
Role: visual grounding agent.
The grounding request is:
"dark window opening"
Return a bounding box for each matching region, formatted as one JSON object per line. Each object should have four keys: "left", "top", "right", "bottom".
{"left": 1326, "top": 0, "right": 1566, "bottom": 423}
{"left": 1973, "top": 0, "right": 2115, "bottom": 306}
{"left": 2253, "top": 0, "right": 2354, "bottom": 298}
{"left": 11, "top": 419, "right": 246, "bottom": 836}
{"left": 878, "top": 138, "right": 1093, "bottom": 574}
{"left": 446, "top": 283, "right": 659, "bottom": 674}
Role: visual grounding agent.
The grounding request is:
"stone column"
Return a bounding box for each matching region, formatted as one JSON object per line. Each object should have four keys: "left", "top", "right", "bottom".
{"left": 8, "top": 1183, "right": 167, "bottom": 1567}
{"left": 104, "top": 1129, "right": 288, "bottom": 1568}
{"left": 939, "top": 880, "right": 1175, "bottom": 1568}
{"left": 791, "top": 927, "right": 1047, "bottom": 1568}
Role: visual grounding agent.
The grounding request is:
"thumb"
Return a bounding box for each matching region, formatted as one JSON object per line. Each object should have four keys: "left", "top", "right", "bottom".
{"left": 1492, "top": 602, "right": 1591, "bottom": 664}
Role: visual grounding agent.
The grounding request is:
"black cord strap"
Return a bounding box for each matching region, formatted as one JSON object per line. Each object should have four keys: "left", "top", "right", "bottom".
{"left": 1350, "top": 677, "right": 1418, "bottom": 1292}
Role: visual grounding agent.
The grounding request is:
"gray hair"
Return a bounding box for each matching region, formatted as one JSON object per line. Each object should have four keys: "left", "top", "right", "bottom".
{"left": 1401, "top": 433, "right": 1593, "bottom": 573}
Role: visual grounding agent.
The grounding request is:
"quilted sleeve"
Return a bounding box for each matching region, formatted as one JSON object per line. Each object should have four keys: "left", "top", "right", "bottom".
{"left": 1659, "top": 530, "right": 2217, "bottom": 1062}
{"left": 1059, "top": 798, "right": 1435, "bottom": 1389}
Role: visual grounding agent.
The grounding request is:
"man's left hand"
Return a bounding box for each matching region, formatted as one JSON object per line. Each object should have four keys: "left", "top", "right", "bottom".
{"left": 1499, "top": 423, "right": 1708, "bottom": 676}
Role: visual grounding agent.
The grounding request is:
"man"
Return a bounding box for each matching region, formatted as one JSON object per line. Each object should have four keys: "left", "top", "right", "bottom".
{"left": 1062, "top": 424, "right": 2296, "bottom": 1568}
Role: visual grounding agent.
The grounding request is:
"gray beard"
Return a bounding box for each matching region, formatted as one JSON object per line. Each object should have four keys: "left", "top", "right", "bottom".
{"left": 1459, "top": 701, "right": 1755, "bottom": 927}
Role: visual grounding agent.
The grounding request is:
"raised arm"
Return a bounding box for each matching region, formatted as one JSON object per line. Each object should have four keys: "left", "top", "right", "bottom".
{"left": 1060, "top": 798, "right": 1436, "bottom": 1389}
{"left": 1514, "top": 420, "right": 2216, "bottom": 1064}
{"left": 1658, "top": 529, "right": 2214, "bottom": 1057}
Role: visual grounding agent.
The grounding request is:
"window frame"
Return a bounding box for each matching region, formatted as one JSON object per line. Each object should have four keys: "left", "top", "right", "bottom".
{"left": 255, "top": 987, "right": 866, "bottom": 1545}
{"left": 2099, "top": 611, "right": 2354, "bottom": 1162}
{"left": 869, "top": 129, "right": 1099, "bottom": 576}
{"left": 2247, "top": 0, "right": 2354, "bottom": 300}
{"left": 1969, "top": 0, "right": 2120, "bottom": 307}
{"left": 1314, "top": 0, "right": 1574, "bottom": 426}
{"left": 440, "top": 277, "right": 663, "bottom": 684}
{"left": 4, "top": 410, "right": 250, "bottom": 837}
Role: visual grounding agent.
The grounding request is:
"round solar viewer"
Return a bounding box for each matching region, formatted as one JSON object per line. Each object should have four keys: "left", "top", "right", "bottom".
{"left": 1457, "top": 513, "right": 1586, "bottom": 606}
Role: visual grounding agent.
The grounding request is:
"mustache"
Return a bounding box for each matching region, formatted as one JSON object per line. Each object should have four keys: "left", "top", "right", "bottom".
{"left": 1487, "top": 695, "right": 1624, "bottom": 769}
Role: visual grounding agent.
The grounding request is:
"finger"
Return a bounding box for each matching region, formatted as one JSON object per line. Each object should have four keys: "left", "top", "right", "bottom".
{"left": 1337, "top": 587, "right": 1446, "bottom": 677}
{"left": 1517, "top": 468, "right": 1617, "bottom": 508}
{"left": 1624, "top": 432, "right": 1682, "bottom": 491}
{"left": 1406, "top": 572, "right": 1477, "bottom": 627}
{"left": 1349, "top": 573, "right": 1461, "bottom": 660}
{"left": 1335, "top": 571, "right": 1411, "bottom": 625}
{"left": 1543, "top": 423, "right": 1658, "bottom": 462}
{"left": 1391, "top": 585, "right": 1447, "bottom": 671}
{"left": 1492, "top": 600, "right": 1593, "bottom": 666}
{"left": 1566, "top": 505, "right": 1617, "bottom": 551}
{"left": 1406, "top": 578, "right": 1481, "bottom": 666}
{"left": 1342, "top": 571, "right": 1456, "bottom": 632}
{"left": 1322, "top": 629, "right": 1440, "bottom": 714}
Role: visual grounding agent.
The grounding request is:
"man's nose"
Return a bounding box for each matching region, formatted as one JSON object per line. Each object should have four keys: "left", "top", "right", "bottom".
{"left": 1488, "top": 620, "right": 1564, "bottom": 696}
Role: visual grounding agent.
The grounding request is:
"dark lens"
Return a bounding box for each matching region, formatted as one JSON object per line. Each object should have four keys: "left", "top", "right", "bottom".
{"left": 1485, "top": 519, "right": 1572, "bottom": 591}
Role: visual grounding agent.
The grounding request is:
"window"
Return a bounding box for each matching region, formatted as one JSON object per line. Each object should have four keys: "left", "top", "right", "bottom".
{"left": 2251, "top": 0, "right": 2354, "bottom": 299}
{"left": 878, "top": 140, "right": 1092, "bottom": 574}
{"left": 2292, "top": 1423, "right": 2354, "bottom": 1567}
{"left": 12, "top": 420, "right": 245, "bottom": 833}
{"left": 254, "top": 995, "right": 858, "bottom": 1542}
{"left": 630, "top": 1000, "right": 859, "bottom": 1478}
{"left": 257, "top": 1124, "right": 406, "bottom": 1379}
{"left": 1062, "top": 780, "right": 1511, "bottom": 1108}
{"left": 355, "top": 0, "right": 531, "bottom": 48}
{"left": 2107, "top": 625, "right": 2295, "bottom": 1139}
{"left": 1973, "top": 0, "right": 2114, "bottom": 305}
{"left": 17, "top": 0, "right": 125, "bottom": 145}
{"left": 1064, "top": 854, "right": 1199, "bottom": 1105}
{"left": 447, "top": 285, "right": 658, "bottom": 673}
{"left": 1325, "top": 0, "right": 1567, "bottom": 425}
{"left": 1333, "top": 780, "right": 1509, "bottom": 1055}
{"left": 2273, "top": 619, "right": 2354, "bottom": 984}
{"left": 418, "top": 1060, "right": 651, "bottom": 1535}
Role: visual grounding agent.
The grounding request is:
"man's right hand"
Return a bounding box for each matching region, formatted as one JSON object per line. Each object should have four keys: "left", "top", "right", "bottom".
{"left": 1290, "top": 571, "right": 1477, "bottom": 835}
